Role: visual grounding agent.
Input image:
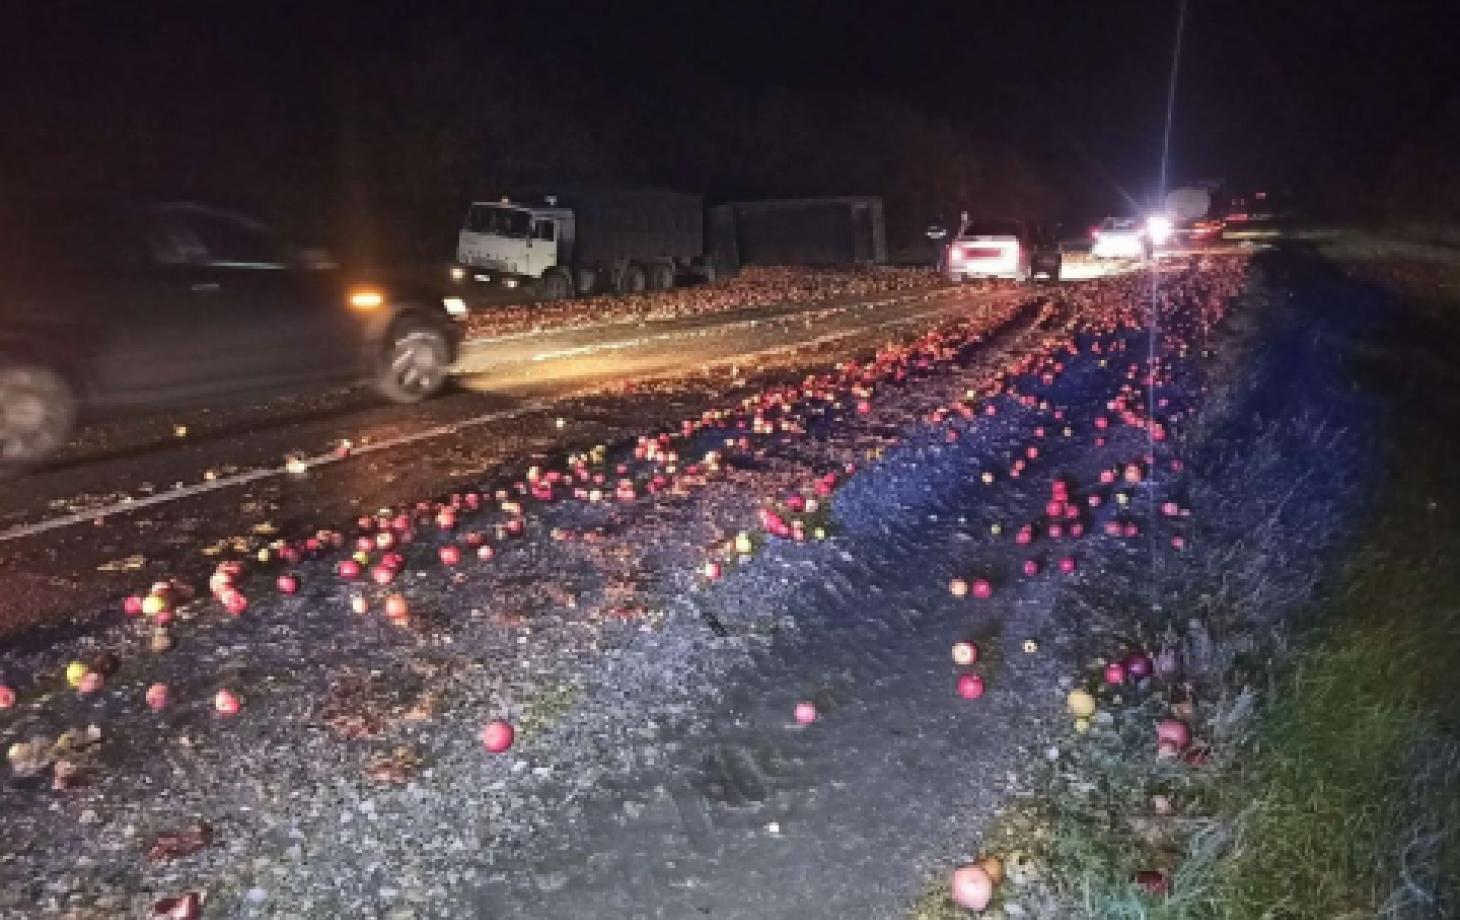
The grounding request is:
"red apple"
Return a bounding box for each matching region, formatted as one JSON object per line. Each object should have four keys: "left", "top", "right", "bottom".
{"left": 950, "top": 865, "right": 994, "bottom": 911}
{"left": 956, "top": 674, "right": 986, "bottom": 700}
{"left": 220, "top": 589, "right": 248, "bottom": 616}
{"left": 1125, "top": 653, "right": 1153, "bottom": 680}
{"left": 1104, "top": 662, "right": 1127, "bottom": 685}
{"left": 276, "top": 574, "right": 299, "bottom": 595}
{"left": 1156, "top": 719, "right": 1191, "bottom": 750}
{"left": 0, "top": 684, "right": 17, "bottom": 708}
{"left": 971, "top": 579, "right": 993, "bottom": 599}
{"left": 439, "top": 545, "right": 462, "bottom": 566}
{"left": 214, "top": 689, "right": 241, "bottom": 716}
{"left": 145, "top": 683, "right": 169, "bottom": 710}
{"left": 793, "top": 701, "right": 818, "bottom": 725}
{"left": 383, "top": 594, "right": 410, "bottom": 624}
{"left": 482, "top": 719, "right": 515, "bottom": 753}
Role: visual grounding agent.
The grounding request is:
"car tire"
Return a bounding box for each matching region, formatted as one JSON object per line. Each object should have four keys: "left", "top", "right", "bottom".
{"left": 540, "top": 267, "right": 573, "bottom": 301}
{"left": 0, "top": 361, "right": 76, "bottom": 471}
{"left": 376, "top": 320, "right": 451, "bottom": 404}
{"left": 646, "top": 262, "right": 675, "bottom": 291}
{"left": 617, "top": 262, "right": 647, "bottom": 295}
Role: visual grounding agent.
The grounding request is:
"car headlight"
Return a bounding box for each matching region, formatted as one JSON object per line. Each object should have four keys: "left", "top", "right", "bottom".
{"left": 442, "top": 296, "right": 468, "bottom": 317}
{"left": 449, "top": 265, "right": 467, "bottom": 282}
{"left": 348, "top": 288, "right": 385, "bottom": 310}
{"left": 1147, "top": 215, "right": 1173, "bottom": 244}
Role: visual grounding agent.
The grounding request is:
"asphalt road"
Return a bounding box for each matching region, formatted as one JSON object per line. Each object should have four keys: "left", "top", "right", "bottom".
{"left": 0, "top": 281, "right": 1035, "bottom": 641}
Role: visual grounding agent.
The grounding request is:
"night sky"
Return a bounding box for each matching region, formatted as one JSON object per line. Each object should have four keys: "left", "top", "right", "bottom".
{"left": 2, "top": 1, "right": 1455, "bottom": 251}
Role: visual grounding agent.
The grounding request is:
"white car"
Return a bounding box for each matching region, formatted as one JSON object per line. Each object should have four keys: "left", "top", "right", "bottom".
{"left": 942, "top": 219, "right": 1061, "bottom": 282}
{"left": 1090, "top": 218, "right": 1151, "bottom": 259}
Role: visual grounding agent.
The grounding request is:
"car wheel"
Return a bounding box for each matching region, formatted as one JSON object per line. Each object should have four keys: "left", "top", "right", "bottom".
{"left": 617, "top": 263, "right": 647, "bottom": 295}
{"left": 376, "top": 322, "right": 450, "bottom": 404}
{"left": 540, "top": 268, "right": 573, "bottom": 301}
{"left": 0, "top": 362, "right": 76, "bottom": 470}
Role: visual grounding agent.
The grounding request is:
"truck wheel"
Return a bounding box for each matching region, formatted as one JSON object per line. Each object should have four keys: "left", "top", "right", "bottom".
{"left": 646, "top": 262, "right": 675, "bottom": 291}
{"left": 617, "top": 263, "right": 647, "bottom": 295}
{"left": 540, "top": 268, "right": 573, "bottom": 301}
{"left": 0, "top": 361, "right": 76, "bottom": 470}
{"left": 376, "top": 320, "right": 450, "bottom": 404}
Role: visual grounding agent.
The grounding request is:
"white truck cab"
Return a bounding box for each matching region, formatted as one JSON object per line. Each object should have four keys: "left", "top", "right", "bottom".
{"left": 453, "top": 189, "right": 710, "bottom": 300}
{"left": 457, "top": 199, "right": 576, "bottom": 294}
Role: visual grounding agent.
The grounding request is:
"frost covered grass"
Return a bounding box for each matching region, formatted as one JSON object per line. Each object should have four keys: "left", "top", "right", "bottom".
{"left": 1011, "top": 251, "right": 1460, "bottom": 920}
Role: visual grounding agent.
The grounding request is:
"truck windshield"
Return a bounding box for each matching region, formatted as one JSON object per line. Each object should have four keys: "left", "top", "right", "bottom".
{"left": 466, "top": 205, "right": 532, "bottom": 239}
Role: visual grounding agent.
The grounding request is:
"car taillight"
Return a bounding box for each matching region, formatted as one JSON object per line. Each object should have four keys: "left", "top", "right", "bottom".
{"left": 961, "top": 246, "right": 1003, "bottom": 260}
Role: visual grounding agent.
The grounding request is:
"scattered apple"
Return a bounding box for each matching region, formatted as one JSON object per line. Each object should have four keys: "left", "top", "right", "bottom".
{"left": 1067, "top": 688, "right": 1097, "bottom": 718}
{"left": 1156, "top": 719, "right": 1191, "bottom": 750}
{"left": 951, "top": 641, "right": 979, "bottom": 666}
{"left": 214, "top": 689, "right": 241, "bottom": 716}
{"left": 482, "top": 719, "right": 515, "bottom": 753}
{"left": 956, "top": 674, "right": 986, "bottom": 700}
{"left": 950, "top": 864, "right": 994, "bottom": 911}
{"left": 383, "top": 594, "right": 410, "bottom": 624}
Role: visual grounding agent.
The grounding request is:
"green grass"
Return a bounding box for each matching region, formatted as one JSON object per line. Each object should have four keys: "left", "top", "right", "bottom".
{"left": 1023, "top": 256, "right": 1460, "bottom": 920}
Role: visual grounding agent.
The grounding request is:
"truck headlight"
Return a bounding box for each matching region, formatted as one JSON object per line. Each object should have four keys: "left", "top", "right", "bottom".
{"left": 442, "top": 296, "right": 468, "bottom": 317}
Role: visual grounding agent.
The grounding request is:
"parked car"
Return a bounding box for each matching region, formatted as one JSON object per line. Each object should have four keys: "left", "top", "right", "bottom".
{"left": 1090, "top": 218, "right": 1151, "bottom": 259}
{"left": 0, "top": 197, "right": 467, "bottom": 468}
{"left": 941, "top": 218, "right": 1062, "bottom": 282}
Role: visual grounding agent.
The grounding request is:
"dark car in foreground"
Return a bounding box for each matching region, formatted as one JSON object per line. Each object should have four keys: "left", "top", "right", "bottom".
{"left": 0, "top": 198, "right": 466, "bottom": 468}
